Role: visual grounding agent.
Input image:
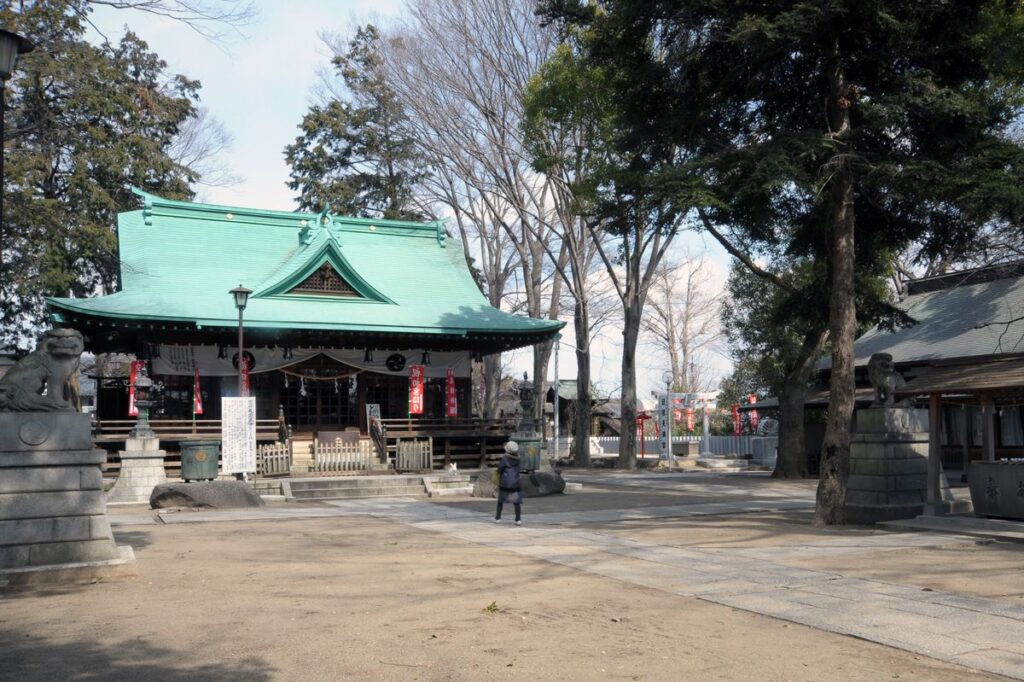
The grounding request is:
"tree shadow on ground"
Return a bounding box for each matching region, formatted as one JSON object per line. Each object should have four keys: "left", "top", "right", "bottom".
{"left": 112, "top": 529, "right": 153, "bottom": 550}
{"left": 0, "top": 634, "right": 275, "bottom": 681}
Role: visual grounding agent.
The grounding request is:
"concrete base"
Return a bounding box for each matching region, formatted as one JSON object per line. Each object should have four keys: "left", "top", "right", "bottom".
{"left": 106, "top": 437, "right": 167, "bottom": 504}
{"left": 0, "top": 413, "right": 125, "bottom": 571}
{"left": 0, "top": 545, "right": 136, "bottom": 589}
{"left": 844, "top": 408, "right": 956, "bottom": 524}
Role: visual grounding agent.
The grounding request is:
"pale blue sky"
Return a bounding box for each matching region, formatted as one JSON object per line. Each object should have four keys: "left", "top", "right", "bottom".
{"left": 88, "top": 0, "right": 406, "bottom": 210}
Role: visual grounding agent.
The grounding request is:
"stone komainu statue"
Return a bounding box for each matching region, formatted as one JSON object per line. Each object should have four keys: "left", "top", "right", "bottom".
{"left": 867, "top": 352, "right": 906, "bottom": 407}
{"left": 0, "top": 328, "right": 84, "bottom": 412}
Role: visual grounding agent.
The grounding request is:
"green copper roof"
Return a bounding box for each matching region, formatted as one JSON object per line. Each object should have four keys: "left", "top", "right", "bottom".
{"left": 48, "top": 190, "right": 563, "bottom": 341}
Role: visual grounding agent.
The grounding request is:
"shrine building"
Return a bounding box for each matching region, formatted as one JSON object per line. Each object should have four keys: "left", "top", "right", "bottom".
{"left": 47, "top": 189, "right": 562, "bottom": 451}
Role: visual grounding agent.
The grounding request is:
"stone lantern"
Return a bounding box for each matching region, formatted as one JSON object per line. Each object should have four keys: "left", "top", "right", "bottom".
{"left": 514, "top": 372, "right": 542, "bottom": 471}
{"left": 128, "top": 365, "right": 156, "bottom": 439}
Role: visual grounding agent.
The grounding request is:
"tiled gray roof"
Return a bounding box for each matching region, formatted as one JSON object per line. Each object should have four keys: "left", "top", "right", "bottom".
{"left": 827, "top": 269, "right": 1024, "bottom": 368}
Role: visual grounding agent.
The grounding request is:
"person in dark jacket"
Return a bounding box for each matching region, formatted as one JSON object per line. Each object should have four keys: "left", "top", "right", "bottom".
{"left": 494, "top": 440, "right": 523, "bottom": 525}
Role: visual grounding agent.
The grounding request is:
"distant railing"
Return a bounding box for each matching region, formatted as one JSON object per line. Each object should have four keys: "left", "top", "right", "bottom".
{"left": 95, "top": 418, "right": 281, "bottom": 443}
{"left": 379, "top": 417, "right": 515, "bottom": 438}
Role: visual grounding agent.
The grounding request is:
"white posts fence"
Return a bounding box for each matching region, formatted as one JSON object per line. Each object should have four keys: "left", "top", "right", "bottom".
{"left": 312, "top": 438, "right": 376, "bottom": 472}
{"left": 546, "top": 435, "right": 778, "bottom": 466}
{"left": 257, "top": 441, "right": 292, "bottom": 477}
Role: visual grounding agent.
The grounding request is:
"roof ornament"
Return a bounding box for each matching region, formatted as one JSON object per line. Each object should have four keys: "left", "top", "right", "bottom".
{"left": 300, "top": 203, "right": 335, "bottom": 246}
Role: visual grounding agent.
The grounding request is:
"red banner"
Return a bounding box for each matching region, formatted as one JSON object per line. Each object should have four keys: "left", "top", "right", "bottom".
{"left": 445, "top": 368, "right": 458, "bottom": 418}
{"left": 240, "top": 355, "right": 251, "bottom": 397}
{"left": 685, "top": 407, "right": 694, "bottom": 432}
{"left": 409, "top": 364, "right": 425, "bottom": 415}
{"left": 732, "top": 403, "right": 742, "bottom": 435}
{"left": 748, "top": 394, "right": 759, "bottom": 431}
{"left": 193, "top": 367, "right": 204, "bottom": 416}
{"left": 673, "top": 408, "right": 683, "bottom": 423}
{"left": 128, "top": 360, "right": 146, "bottom": 417}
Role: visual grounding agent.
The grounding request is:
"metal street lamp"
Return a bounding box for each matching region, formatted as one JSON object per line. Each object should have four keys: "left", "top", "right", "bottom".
{"left": 230, "top": 285, "right": 252, "bottom": 396}
{"left": 0, "top": 28, "right": 32, "bottom": 279}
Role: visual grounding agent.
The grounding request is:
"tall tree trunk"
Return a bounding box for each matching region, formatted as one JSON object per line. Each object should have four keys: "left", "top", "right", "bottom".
{"left": 815, "top": 48, "right": 857, "bottom": 525}
{"left": 533, "top": 339, "right": 553, "bottom": 428}
{"left": 773, "top": 328, "right": 827, "bottom": 479}
{"left": 618, "top": 297, "right": 642, "bottom": 469}
{"left": 815, "top": 175, "right": 856, "bottom": 524}
{"left": 483, "top": 354, "right": 501, "bottom": 419}
{"left": 573, "top": 301, "right": 592, "bottom": 467}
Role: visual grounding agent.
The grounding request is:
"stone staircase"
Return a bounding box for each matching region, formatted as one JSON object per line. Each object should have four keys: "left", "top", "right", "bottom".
{"left": 696, "top": 453, "right": 752, "bottom": 472}
{"left": 425, "top": 473, "right": 474, "bottom": 497}
{"left": 284, "top": 475, "right": 428, "bottom": 501}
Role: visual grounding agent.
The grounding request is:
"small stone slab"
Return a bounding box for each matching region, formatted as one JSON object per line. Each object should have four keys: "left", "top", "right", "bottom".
{"left": 150, "top": 481, "right": 266, "bottom": 510}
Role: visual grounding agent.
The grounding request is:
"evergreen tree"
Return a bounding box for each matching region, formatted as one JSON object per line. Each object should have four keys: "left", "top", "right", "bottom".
{"left": 1, "top": 1, "right": 200, "bottom": 349}
{"left": 541, "top": 0, "right": 1024, "bottom": 522}
{"left": 285, "top": 26, "right": 425, "bottom": 221}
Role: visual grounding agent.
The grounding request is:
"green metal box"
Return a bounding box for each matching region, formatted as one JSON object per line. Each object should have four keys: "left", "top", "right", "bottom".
{"left": 180, "top": 440, "right": 220, "bottom": 482}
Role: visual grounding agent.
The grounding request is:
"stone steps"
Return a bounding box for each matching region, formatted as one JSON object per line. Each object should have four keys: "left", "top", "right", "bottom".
{"left": 285, "top": 475, "right": 427, "bottom": 501}
{"left": 696, "top": 454, "right": 751, "bottom": 471}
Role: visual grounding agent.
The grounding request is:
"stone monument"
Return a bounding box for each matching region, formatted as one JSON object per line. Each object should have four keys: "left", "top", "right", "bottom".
{"left": 105, "top": 365, "right": 168, "bottom": 504}
{"left": 845, "top": 354, "right": 959, "bottom": 523}
{"left": 0, "top": 329, "right": 135, "bottom": 586}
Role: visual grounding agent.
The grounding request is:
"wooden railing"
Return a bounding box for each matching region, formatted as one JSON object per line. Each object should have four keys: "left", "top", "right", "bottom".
{"left": 395, "top": 438, "right": 432, "bottom": 471}
{"left": 94, "top": 419, "right": 282, "bottom": 443}
{"left": 380, "top": 417, "right": 514, "bottom": 468}
{"left": 257, "top": 441, "right": 292, "bottom": 477}
{"left": 312, "top": 438, "right": 376, "bottom": 472}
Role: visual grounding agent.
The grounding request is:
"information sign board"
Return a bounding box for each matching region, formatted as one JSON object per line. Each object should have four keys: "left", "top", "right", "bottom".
{"left": 221, "top": 397, "right": 256, "bottom": 474}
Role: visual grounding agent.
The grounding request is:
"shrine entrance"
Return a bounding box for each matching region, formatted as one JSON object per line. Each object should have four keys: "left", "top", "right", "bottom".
{"left": 278, "top": 356, "right": 359, "bottom": 432}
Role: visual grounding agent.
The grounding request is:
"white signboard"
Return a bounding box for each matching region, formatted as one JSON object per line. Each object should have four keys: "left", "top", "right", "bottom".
{"left": 221, "top": 397, "right": 256, "bottom": 474}
{"left": 365, "top": 403, "right": 381, "bottom": 428}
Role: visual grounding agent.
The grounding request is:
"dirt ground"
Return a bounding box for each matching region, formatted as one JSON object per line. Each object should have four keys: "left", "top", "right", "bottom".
{"left": 0, "top": 513, "right": 1008, "bottom": 682}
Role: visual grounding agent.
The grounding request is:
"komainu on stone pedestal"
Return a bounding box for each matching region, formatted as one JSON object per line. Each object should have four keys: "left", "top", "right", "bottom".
{"left": 0, "top": 328, "right": 84, "bottom": 412}
{"left": 0, "top": 328, "right": 135, "bottom": 587}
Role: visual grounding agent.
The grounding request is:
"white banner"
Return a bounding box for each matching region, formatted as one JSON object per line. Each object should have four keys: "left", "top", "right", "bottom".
{"left": 153, "top": 346, "right": 470, "bottom": 379}
{"left": 221, "top": 397, "right": 256, "bottom": 474}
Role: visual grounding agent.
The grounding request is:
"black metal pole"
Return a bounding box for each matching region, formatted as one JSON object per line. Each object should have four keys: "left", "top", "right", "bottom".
{"left": 237, "top": 306, "right": 244, "bottom": 396}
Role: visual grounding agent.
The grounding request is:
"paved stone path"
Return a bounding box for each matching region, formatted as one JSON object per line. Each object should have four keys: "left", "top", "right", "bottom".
{"left": 314, "top": 498, "right": 1024, "bottom": 680}
{"left": 111, "top": 476, "right": 1024, "bottom": 680}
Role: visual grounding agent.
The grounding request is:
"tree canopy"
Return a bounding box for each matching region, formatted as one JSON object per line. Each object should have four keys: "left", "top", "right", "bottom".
{"left": 285, "top": 25, "right": 424, "bottom": 221}
{"left": 1, "top": 0, "right": 204, "bottom": 349}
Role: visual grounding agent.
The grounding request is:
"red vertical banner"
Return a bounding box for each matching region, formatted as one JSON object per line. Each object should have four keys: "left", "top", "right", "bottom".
{"left": 748, "top": 394, "right": 759, "bottom": 431}
{"left": 128, "top": 360, "right": 145, "bottom": 416}
{"left": 685, "top": 407, "right": 694, "bottom": 431}
{"left": 409, "top": 364, "right": 425, "bottom": 415}
{"left": 240, "top": 355, "right": 251, "bottom": 397}
{"left": 732, "top": 403, "right": 742, "bottom": 435}
{"left": 193, "top": 367, "right": 204, "bottom": 415}
{"left": 445, "top": 368, "right": 458, "bottom": 418}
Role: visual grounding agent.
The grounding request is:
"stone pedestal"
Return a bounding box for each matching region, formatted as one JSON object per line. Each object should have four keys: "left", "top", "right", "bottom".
{"left": 105, "top": 437, "right": 167, "bottom": 504}
{"left": 845, "top": 408, "right": 956, "bottom": 524}
{"left": 0, "top": 413, "right": 135, "bottom": 586}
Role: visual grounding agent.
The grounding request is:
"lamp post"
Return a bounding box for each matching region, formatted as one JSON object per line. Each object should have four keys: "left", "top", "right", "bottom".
{"left": 230, "top": 285, "right": 252, "bottom": 396}
{"left": 0, "top": 28, "right": 32, "bottom": 278}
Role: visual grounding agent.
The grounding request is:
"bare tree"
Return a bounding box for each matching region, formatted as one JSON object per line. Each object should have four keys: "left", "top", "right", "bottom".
{"left": 168, "top": 106, "right": 240, "bottom": 197}
{"left": 379, "top": 0, "right": 569, "bottom": 424}
{"left": 86, "top": 0, "right": 256, "bottom": 41}
{"left": 642, "top": 251, "right": 724, "bottom": 393}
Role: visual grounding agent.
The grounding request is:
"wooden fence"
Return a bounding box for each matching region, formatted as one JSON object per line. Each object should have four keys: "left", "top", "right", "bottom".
{"left": 395, "top": 438, "right": 432, "bottom": 471}
{"left": 312, "top": 438, "right": 376, "bottom": 472}
{"left": 257, "top": 441, "right": 292, "bottom": 477}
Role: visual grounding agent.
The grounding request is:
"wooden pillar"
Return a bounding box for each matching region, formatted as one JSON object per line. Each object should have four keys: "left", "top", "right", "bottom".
{"left": 927, "top": 392, "right": 942, "bottom": 510}
{"left": 960, "top": 403, "right": 970, "bottom": 483}
{"left": 981, "top": 395, "right": 996, "bottom": 462}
